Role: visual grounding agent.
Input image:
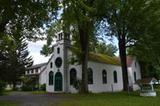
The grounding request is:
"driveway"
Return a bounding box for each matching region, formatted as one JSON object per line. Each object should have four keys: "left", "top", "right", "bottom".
{"left": 0, "top": 91, "right": 68, "bottom": 106}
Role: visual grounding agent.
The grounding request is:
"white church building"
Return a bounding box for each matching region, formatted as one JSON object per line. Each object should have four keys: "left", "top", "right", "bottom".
{"left": 26, "top": 32, "right": 141, "bottom": 93}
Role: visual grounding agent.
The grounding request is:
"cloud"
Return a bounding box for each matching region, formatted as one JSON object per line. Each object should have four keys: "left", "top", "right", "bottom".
{"left": 27, "top": 40, "right": 50, "bottom": 65}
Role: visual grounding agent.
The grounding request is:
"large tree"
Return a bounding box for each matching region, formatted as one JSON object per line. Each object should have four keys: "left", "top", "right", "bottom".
{"left": 128, "top": 21, "right": 160, "bottom": 79}
{"left": 99, "top": 0, "right": 160, "bottom": 90}
{"left": 0, "top": 0, "right": 58, "bottom": 86}
{"left": 41, "top": 0, "right": 104, "bottom": 93}
{"left": 0, "top": 34, "right": 33, "bottom": 87}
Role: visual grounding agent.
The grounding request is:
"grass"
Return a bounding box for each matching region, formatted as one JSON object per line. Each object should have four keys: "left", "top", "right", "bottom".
{"left": 30, "top": 90, "right": 47, "bottom": 94}
{"left": 1, "top": 90, "right": 160, "bottom": 106}
{"left": 0, "top": 101, "right": 18, "bottom": 106}
{"left": 0, "top": 90, "right": 12, "bottom": 96}
{"left": 57, "top": 91, "right": 160, "bottom": 106}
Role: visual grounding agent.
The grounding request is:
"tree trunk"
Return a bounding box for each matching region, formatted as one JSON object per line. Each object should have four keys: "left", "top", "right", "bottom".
{"left": 118, "top": 34, "right": 129, "bottom": 91}
{"left": 80, "top": 47, "right": 89, "bottom": 93}
{"left": 78, "top": 23, "right": 89, "bottom": 93}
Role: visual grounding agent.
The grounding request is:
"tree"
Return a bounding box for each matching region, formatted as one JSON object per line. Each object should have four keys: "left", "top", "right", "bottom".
{"left": 99, "top": 0, "right": 160, "bottom": 90}
{"left": 60, "top": 0, "right": 116, "bottom": 93}
{"left": 41, "top": 0, "right": 105, "bottom": 93}
{"left": 128, "top": 27, "right": 160, "bottom": 79}
{"left": 0, "top": 0, "right": 58, "bottom": 39}
{"left": 94, "top": 43, "right": 118, "bottom": 56}
{"left": 40, "top": 20, "right": 63, "bottom": 56}
{"left": 0, "top": 0, "right": 58, "bottom": 87}
{"left": 0, "top": 34, "right": 33, "bottom": 88}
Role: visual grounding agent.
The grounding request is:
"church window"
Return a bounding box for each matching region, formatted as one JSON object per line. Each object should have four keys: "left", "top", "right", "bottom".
{"left": 70, "top": 68, "right": 77, "bottom": 85}
{"left": 102, "top": 70, "right": 107, "bottom": 84}
{"left": 88, "top": 68, "right": 93, "bottom": 84}
{"left": 57, "top": 47, "right": 60, "bottom": 54}
{"left": 134, "top": 71, "right": 137, "bottom": 81}
{"left": 113, "top": 71, "right": 118, "bottom": 83}
{"left": 50, "top": 62, "right": 53, "bottom": 68}
{"left": 49, "top": 71, "right": 54, "bottom": 85}
{"left": 55, "top": 57, "right": 62, "bottom": 68}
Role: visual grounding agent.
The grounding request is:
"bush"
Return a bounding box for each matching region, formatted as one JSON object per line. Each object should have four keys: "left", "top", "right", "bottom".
{"left": 21, "top": 84, "right": 40, "bottom": 91}
{"left": 154, "top": 84, "right": 160, "bottom": 90}
{"left": 21, "top": 76, "right": 40, "bottom": 91}
{"left": 21, "top": 85, "right": 33, "bottom": 91}
{"left": 40, "top": 84, "right": 46, "bottom": 91}
{"left": 0, "top": 80, "right": 6, "bottom": 95}
{"left": 73, "top": 79, "right": 81, "bottom": 90}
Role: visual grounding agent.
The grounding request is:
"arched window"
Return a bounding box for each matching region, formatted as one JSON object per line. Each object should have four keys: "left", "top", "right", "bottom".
{"left": 50, "top": 62, "right": 53, "bottom": 68}
{"left": 88, "top": 68, "right": 93, "bottom": 84}
{"left": 102, "top": 70, "right": 107, "bottom": 84}
{"left": 57, "top": 47, "right": 60, "bottom": 54}
{"left": 49, "top": 71, "right": 54, "bottom": 85}
{"left": 135, "top": 62, "right": 137, "bottom": 68}
{"left": 134, "top": 71, "right": 136, "bottom": 81}
{"left": 113, "top": 71, "right": 117, "bottom": 83}
{"left": 70, "top": 68, "right": 77, "bottom": 85}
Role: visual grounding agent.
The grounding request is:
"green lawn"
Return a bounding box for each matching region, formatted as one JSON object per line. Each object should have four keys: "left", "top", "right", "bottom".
{"left": 30, "top": 91, "right": 46, "bottom": 94}
{"left": 0, "top": 90, "right": 12, "bottom": 96}
{"left": 0, "top": 101, "right": 18, "bottom": 106}
{"left": 57, "top": 91, "right": 160, "bottom": 106}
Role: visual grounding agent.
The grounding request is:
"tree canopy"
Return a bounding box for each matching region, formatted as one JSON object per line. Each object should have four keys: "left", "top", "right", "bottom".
{"left": 0, "top": 0, "right": 58, "bottom": 86}
{"left": 0, "top": 0, "right": 58, "bottom": 40}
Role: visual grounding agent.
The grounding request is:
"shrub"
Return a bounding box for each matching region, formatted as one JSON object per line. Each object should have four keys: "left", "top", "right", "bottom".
{"left": 73, "top": 79, "right": 81, "bottom": 90}
{"left": 21, "top": 76, "right": 40, "bottom": 91}
{"left": 0, "top": 80, "right": 6, "bottom": 95}
{"left": 21, "top": 85, "right": 32, "bottom": 91}
{"left": 154, "top": 84, "right": 160, "bottom": 90}
{"left": 40, "top": 84, "right": 46, "bottom": 91}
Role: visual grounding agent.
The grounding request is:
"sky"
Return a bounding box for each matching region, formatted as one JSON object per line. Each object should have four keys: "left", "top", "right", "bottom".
{"left": 27, "top": 41, "right": 50, "bottom": 65}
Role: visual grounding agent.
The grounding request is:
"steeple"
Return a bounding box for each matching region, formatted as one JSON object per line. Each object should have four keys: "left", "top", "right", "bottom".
{"left": 55, "top": 31, "right": 70, "bottom": 46}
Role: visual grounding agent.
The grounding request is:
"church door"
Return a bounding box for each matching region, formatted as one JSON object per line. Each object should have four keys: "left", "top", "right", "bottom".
{"left": 55, "top": 72, "right": 63, "bottom": 91}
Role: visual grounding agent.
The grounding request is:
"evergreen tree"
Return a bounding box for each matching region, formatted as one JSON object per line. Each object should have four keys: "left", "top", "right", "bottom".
{"left": 9, "top": 35, "right": 33, "bottom": 88}
{"left": 0, "top": 34, "right": 33, "bottom": 87}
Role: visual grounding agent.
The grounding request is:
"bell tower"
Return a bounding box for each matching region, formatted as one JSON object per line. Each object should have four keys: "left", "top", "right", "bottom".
{"left": 53, "top": 31, "right": 70, "bottom": 92}
{"left": 55, "top": 31, "right": 71, "bottom": 46}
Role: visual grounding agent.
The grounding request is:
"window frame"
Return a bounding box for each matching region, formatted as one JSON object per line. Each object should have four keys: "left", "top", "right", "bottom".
{"left": 57, "top": 47, "right": 60, "bottom": 54}
{"left": 88, "top": 68, "right": 93, "bottom": 84}
{"left": 49, "top": 71, "right": 54, "bottom": 85}
{"left": 102, "top": 70, "right": 107, "bottom": 84}
{"left": 50, "top": 62, "right": 53, "bottom": 68}
{"left": 113, "top": 71, "right": 118, "bottom": 83}
{"left": 134, "top": 71, "right": 137, "bottom": 81}
{"left": 70, "top": 68, "right": 77, "bottom": 85}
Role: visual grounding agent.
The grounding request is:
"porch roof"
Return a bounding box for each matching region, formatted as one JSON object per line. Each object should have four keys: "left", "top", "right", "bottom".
{"left": 136, "top": 78, "right": 157, "bottom": 85}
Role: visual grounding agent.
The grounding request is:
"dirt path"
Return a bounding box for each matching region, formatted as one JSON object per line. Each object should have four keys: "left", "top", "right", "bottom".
{"left": 0, "top": 91, "right": 68, "bottom": 106}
